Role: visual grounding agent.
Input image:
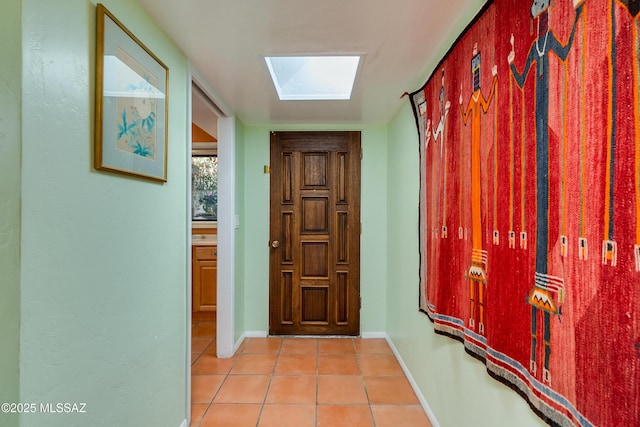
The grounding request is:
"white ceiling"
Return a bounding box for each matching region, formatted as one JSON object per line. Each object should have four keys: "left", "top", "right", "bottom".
{"left": 138, "top": 0, "right": 485, "bottom": 126}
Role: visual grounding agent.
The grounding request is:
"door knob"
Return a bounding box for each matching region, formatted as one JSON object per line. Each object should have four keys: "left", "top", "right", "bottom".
{"left": 271, "top": 240, "right": 280, "bottom": 248}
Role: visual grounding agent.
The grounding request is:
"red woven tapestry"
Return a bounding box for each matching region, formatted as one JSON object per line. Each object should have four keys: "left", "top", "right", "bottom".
{"left": 409, "top": 0, "right": 640, "bottom": 425}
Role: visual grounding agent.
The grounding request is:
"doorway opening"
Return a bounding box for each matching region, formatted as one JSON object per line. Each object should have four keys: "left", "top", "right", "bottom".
{"left": 188, "top": 76, "right": 236, "bottom": 358}
{"left": 186, "top": 72, "right": 236, "bottom": 426}
{"left": 191, "top": 82, "right": 219, "bottom": 327}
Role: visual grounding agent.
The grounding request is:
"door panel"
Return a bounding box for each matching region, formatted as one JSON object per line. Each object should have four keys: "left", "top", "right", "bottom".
{"left": 302, "top": 198, "right": 328, "bottom": 233}
{"left": 269, "top": 131, "right": 361, "bottom": 335}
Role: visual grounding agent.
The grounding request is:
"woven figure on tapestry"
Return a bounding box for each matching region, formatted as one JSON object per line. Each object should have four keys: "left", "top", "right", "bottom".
{"left": 426, "top": 70, "right": 452, "bottom": 239}
{"left": 460, "top": 43, "right": 497, "bottom": 335}
{"left": 603, "top": 0, "right": 620, "bottom": 267}
{"left": 508, "top": 0, "right": 584, "bottom": 384}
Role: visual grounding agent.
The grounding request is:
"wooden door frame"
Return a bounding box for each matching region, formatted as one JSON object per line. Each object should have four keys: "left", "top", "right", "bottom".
{"left": 268, "top": 130, "right": 362, "bottom": 336}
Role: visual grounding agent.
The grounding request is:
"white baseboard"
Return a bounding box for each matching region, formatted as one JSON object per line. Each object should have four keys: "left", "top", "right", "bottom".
{"left": 384, "top": 334, "right": 441, "bottom": 427}
{"left": 232, "top": 333, "right": 246, "bottom": 355}
{"left": 179, "top": 419, "right": 188, "bottom": 427}
{"left": 360, "top": 331, "right": 387, "bottom": 339}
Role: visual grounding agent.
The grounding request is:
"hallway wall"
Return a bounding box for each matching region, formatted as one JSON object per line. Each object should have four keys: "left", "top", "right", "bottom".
{"left": 19, "top": 1, "right": 189, "bottom": 426}
{"left": 241, "top": 125, "right": 388, "bottom": 335}
{"left": 0, "top": 0, "right": 22, "bottom": 426}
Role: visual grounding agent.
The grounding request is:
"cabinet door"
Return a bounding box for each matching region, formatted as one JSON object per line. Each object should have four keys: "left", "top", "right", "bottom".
{"left": 193, "top": 247, "right": 217, "bottom": 312}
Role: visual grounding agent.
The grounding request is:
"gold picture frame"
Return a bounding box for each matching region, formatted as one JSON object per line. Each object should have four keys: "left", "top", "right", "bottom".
{"left": 95, "top": 3, "right": 169, "bottom": 182}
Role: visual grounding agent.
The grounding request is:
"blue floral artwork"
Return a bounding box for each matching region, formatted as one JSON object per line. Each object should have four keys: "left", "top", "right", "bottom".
{"left": 115, "top": 48, "right": 158, "bottom": 160}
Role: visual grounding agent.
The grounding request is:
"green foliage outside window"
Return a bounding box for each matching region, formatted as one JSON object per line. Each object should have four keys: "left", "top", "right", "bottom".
{"left": 192, "top": 156, "right": 218, "bottom": 221}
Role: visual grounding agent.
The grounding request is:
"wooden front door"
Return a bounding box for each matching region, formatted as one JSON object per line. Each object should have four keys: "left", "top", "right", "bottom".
{"left": 269, "top": 131, "right": 361, "bottom": 335}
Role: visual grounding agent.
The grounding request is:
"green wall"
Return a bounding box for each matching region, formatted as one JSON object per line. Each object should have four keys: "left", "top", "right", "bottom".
{"left": 0, "top": 0, "right": 22, "bottom": 426}
{"left": 19, "top": 1, "right": 189, "bottom": 426}
{"left": 241, "top": 126, "right": 270, "bottom": 333}
{"left": 241, "top": 125, "right": 388, "bottom": 334}
{"left": 359, "top": 126, "right": 388, "bottom": 334}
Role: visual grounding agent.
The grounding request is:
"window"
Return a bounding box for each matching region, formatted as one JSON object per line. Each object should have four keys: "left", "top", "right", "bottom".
{"left": 192, "top": 155, "right": 218, "bottom": 221}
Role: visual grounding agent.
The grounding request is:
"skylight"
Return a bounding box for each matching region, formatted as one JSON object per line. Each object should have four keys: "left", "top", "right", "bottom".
{"left": 265, "top": 56, "right": 360, "bottom": 101}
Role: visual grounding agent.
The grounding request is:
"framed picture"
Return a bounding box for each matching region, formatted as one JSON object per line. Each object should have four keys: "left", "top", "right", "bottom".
{"left": 95, "top": 3, "right": 169, "bottom": 182}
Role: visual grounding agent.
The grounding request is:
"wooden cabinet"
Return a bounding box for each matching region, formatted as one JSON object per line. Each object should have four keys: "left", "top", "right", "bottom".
{"left": 192, "top": 245, "right": 217, "bottom": 319}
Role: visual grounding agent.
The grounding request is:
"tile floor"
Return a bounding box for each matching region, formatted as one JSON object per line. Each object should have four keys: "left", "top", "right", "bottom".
{"left": 190, "top": 320, "right": 432, "bottom": 427}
